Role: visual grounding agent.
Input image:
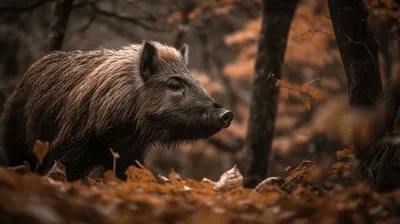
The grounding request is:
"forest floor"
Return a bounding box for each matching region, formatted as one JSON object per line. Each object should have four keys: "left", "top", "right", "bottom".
{"left": 1, "top": 146, "right": 400, "bottom": 224}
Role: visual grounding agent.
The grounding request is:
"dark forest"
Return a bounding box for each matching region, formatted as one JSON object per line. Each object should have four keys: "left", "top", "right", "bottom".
{"left": 1, "top": 0, "right": 400, "bottom": 223}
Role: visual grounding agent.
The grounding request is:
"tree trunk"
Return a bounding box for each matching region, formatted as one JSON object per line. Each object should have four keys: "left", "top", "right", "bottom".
{"left": 327, "top": 0, "right": 400, "bottom": 192}
{"left": 48, "top": 0, "right": 73, "bottom": 51}
{"left": 244, "top": 0, "right": 299, "bottom": 188}
{"left": 327, "top": 0, "right": 383, "bottom": 106}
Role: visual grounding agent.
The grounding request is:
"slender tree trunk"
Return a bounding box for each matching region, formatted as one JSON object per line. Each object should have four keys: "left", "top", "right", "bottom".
{"left": 48, "top": 0, "right": 73, "bottom": 51}
{"left": 327, "top": 0, "right": 383, "bottom": 106}
{"left": 244, "top": 0, "right": 299, "bottom": 188}
{"left": 174, "top": 1, "right": 195, "bottom": 49}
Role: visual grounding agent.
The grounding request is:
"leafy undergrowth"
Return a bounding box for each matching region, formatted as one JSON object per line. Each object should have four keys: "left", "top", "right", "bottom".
{"left": 1, "top": 147, "right": 400, "bottom": 224}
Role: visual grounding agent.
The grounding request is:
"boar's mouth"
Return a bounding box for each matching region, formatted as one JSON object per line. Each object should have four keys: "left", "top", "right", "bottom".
{"left": 144, "top": 121, "right": 223, "bottom": 145}
{"left": 175, "top": 126, "right": 222, "bottom": 140}
{"left": 144, "top": 108, "right": 233, "bottom": 145}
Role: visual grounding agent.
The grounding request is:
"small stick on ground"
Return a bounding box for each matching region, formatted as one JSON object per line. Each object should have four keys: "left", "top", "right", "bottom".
{"left": 109, "top": 148, "right": 120, "bottom": 173}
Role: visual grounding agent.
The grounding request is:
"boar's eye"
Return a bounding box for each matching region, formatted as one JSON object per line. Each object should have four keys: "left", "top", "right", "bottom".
{"left": 168, "top": 82, "right": 182, "bottom": 91}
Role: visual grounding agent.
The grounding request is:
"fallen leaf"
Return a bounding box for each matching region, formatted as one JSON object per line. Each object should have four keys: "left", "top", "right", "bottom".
{"left": 332, "top": 162, "right": 344, "bottom": 170}
{"left": 253, "top": 177, "right": 288, "bottom": 194}
{"left": 33, "top": 140, "right": 49, "bottom": 165}
{"left": 213, "top": 165, "right": 243, "bottom": 192}
{"left": 168, "top": 169, "right": 185, "bottom": 189}
{"left": 158, "top": 175, "right": 171, "bottom": 184}
{"left": 125, "top": 165, "right": 156, "bottom": 183}
{"left": 103, "top": 170, "right": 122, "bottom": 183}
{"left": 44, "top": 161, "right": 66, "bottom": 182}
{"left": 336, "top": 148, "right": 355, "bottom": 160}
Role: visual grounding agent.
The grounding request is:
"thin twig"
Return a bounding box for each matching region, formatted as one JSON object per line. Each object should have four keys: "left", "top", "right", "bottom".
{"left": 91, "top": 4, "right": 172, "bottom": 32}
{"left": 295, "top": 28, "right": 334, "bottom": 40}
{"left": 109, "top": 148, "right": 120, "bottom": 173}
{"left": 0, "top": 0, "right": 53, "bottom": 13}
{"left": 77, "top": 10, "right": 97, "bottom": 33}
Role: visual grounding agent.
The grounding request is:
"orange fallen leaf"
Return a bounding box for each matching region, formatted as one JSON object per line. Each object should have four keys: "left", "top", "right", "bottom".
{"left": 103, "top": 170, "right": 122, "bottom": 183}
{"left": 33, "top": 140, "right": 49, "bottom": 165}
{"left": 125, "top": 165, "right": 156, "bottom": 183}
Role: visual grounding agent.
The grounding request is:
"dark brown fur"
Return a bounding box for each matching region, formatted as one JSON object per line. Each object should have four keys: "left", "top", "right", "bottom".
{"left": 0, "top": 41, "right": 233, "bottom": 180}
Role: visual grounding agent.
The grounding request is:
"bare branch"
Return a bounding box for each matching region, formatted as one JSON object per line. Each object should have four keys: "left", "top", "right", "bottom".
{"left": 91, "top": 4, "right": 172, "bottom": 33}
{"left": 72, "top": 0, "right": 103, "bottom": 9}
{"left": 128, "top": 2, "right": 161, "bottom": 23}
{"left": 77, "top": 10, "right": 96, "bottom": 33}
{"left": 94, "top": 16, "right": 141, "bottom": 40}
{"left": 295, "top": 28, "right": 334, "bottom": 40}
{"left": 0, "top": 0, "right": 53, "bottom": 13}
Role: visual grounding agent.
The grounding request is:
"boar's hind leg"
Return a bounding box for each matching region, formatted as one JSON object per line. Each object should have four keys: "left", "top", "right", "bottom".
{"left": 0, "top": 94, "right": 31, "bottom": 168}
{"left": 41, "top": 137, "right": 111, "bottom": 181}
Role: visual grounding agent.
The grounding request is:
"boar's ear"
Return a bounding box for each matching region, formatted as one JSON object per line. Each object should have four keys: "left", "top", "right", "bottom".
{"left": 179, "top": 44, "right": 189, "bottom": 66}
{"left": 140, "top": 41, "right": 158, "bottom": 81}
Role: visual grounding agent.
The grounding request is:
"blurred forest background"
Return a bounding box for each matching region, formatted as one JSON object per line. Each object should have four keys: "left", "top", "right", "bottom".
{"left": 1, "top": 0, "right": 399, "bottom": 184}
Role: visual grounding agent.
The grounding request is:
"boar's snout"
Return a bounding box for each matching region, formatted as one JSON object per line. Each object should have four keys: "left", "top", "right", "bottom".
{"left": 210, "top": 104, "right": 233, "bottom": 129}
{"left": 218, "top": 109, "right": 233, "bottom": 128}
{"left": 208, "top": 103, "right": 234, "bottom": 129}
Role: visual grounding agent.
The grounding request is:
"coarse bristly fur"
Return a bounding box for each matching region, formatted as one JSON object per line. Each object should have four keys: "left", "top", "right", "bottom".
{"left": 0, "top": 41, "right": 233, "bottom": 181}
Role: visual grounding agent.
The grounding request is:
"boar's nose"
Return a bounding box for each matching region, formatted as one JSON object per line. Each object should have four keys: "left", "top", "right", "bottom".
{"left": 218, "top": 109, "right": 233, "bottom": 128}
